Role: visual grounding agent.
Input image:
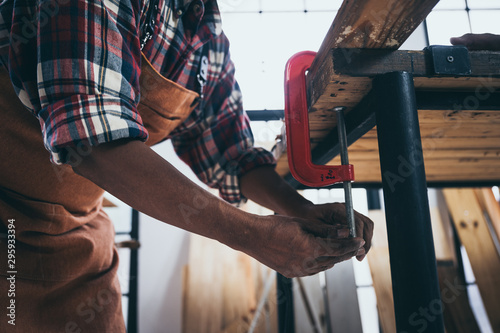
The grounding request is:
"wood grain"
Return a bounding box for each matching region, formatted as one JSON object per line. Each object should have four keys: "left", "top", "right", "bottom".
{"left": 475, "top": 188, "right": 500, "bottom": 242}
{"left": 367, "top": 210, "right": 396, "bottom": 333}
{"left": 278, "top": 108, "right": 500, "bottom": 184}
{"left": 442, "top": 189, "right": 500, "bottom": 332}
{"left": 307, "top": 0, "right": 440, "bottom": 108}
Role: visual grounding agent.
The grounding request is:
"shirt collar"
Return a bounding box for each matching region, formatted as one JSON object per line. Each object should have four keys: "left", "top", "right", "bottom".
{"left": 173, "top": 0, "right": 222, "bottom": 37}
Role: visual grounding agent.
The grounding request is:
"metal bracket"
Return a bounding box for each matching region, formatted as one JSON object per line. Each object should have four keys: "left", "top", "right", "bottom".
{"left": 425, "top": 45, "right": 471, "bottom": 75}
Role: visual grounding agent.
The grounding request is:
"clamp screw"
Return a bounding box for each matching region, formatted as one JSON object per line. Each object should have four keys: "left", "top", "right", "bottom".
{"left": 447, "top": 55, "right": 454, "bottom": 63}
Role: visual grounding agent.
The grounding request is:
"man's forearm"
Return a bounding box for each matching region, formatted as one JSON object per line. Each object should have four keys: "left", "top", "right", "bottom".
{"left": 71, "top": 139, "right": 258, "bottom": 251}
{"left": 239, "top": 166, "right": 314, "bottom": 217}
{"left": 70, "top": 140, "right": 368, "bottom": 277}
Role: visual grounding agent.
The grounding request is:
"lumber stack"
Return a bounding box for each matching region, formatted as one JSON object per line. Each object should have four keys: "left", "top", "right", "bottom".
{"left": 443, "top": 188, "right": 500, "bottom": 332}
{"left": 367, "top": 188, "right": 500, "bottom": 333}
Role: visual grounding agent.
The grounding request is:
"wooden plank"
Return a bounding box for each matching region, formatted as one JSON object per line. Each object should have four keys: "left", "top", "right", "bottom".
{"left": 430, "top": 207, "right": 455, "bottom": 263}
{"left": 306, "top": 0, "right": 439, "bottom": 108}
{"left": 183, "top": 233, "right": 269, "bottom": 333}
{"left": 475, "top": 188, "right": 500, "bottom": 241}
{"left": 442, "top": 189, "right": 500, "bottom": 332}
{"left": 359, "top": 125, "right": 500, "bottom": 139}
{"left": 349, "top": 136, "right": 500, "bottom": 151}
{"left": 276, "top": 153, "right": 500, "bottom": 181}
{"left": 367, "top": 210, "right": 396, "bottom": 333}
{"left": 183, "top": 234, "right": 224, "bottom": 333}
{"left": 329, "top": 49, "right": 500, "bottom": 78}
{"left": 331, "top": 149, "right": 500, "bottom": 161}
{"left": 432, "top": 193, "right": 480, "bottom": 333}
{"left": 326, "top": 155, "right": 500, "bottom": 183}
{"left": 221, "top": 251, "right": 257, "bottom": 331}
{"left": 417, "top": 110, "right": 500, "bottom": 124}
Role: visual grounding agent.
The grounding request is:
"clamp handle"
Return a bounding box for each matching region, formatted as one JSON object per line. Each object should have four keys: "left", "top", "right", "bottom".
{"left": 284, "top": 51, "right": 354, "bottom": 187}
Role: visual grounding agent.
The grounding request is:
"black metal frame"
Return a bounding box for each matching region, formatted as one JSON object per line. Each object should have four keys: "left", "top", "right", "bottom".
{"left": 247, "top": 81, "right": 500, "bottom": 332}
{"left": 115, "top": 209, "right": 140, "bottom": 333}
{"left": 374, "top": 71, "right": 444, "bottom": 332}
{"left": 127, "top": 209, "right": 140, "bottom": 333}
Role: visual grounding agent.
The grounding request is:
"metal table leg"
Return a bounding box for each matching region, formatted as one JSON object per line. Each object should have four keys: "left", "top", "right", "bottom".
{"left": 373, "top": 71, "right": 445, "bottom": 333}
{"left": 277, "top": 273, "right": 295, "bottom": 333}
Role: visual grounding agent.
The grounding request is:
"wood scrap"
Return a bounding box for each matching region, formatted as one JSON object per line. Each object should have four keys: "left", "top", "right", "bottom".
{"left": 442, "top": 189, "right": 500, "bottom": 332}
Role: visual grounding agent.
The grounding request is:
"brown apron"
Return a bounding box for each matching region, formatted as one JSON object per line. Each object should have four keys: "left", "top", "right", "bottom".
{"left": 0, "top": 54, "right": 199, "bottom": 332}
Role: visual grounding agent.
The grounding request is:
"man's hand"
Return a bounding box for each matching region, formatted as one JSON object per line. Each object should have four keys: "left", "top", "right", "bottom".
{"left": 240, "top": 166, "right": 374, "bottom": 268}
{"left": 450, "top": 33, "right": 500, "bottom": 51}
{"left": 72, "top": 141, "right": 373, "bottom": 278}
{"left": 245, "top": 214, "right": 366, "bottom": 278}
{"left": 293, "top": 202, "right": 374, "bottom": 261}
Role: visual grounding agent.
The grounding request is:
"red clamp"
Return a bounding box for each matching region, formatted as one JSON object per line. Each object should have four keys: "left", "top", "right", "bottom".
{"left": 284, "top": 51, "right": 354, "bottom": 187}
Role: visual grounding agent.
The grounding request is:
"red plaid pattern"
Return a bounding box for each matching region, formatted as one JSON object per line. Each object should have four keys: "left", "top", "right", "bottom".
{"left": 0, "top": 0, "right": 276, "bottom": 203}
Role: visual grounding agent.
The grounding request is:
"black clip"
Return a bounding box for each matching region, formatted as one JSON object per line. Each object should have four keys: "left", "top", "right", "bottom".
{"left": 425, "top": 45, "right": 471, "bottom": 75}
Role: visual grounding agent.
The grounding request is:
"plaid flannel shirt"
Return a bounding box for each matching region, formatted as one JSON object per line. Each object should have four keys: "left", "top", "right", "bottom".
{"left": 0, "top": 0, "right": 276, "bottom": 203}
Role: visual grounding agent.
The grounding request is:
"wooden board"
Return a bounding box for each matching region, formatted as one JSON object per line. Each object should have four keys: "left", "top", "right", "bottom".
{"left": 277, "top": 109, "right": 500, "bottom": 183}
{"left": 442, "top": 189, "right": 500, "bottom": 332}
{"left": 475, "top": 188, "right": 500, "bottom": 242}
{"left": 183, "top": 235, "right": 224, "bottom": 333}
{"left": 274, "top": 15, "right": 500, "bottom": 185}
{"left": 182, "top": 234, "right": 260, "bottom": 333}
{"left": 307, "top": 50, "right": 500, "bottom": 133}
{"left": 306, "top": 0, "right": 440, "bottom": 109}
{"left": 430, "top": 203, "right": 480, "bottom": 333}
{"left": 367, "top": 210, "right": 397, "bottom": 333}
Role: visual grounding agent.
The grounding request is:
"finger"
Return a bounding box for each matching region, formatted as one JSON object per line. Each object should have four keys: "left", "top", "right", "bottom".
{"left": 356, "top": 247, "right": 366, "bottom": 261}
{"left": 362, "top": 216, "right": 374, "bottom": 253}
{"left": 302, "top": 221, "right": 352, "bottom": 238}
{"left": 353, "top": 211, "right": 374, "bottom": 254}
{"left": 336, "top": 228, "right": 350, "bottom": 238}
{"left": 313, "top": 236, "right": 365, "bottom": 257}
{"left": 450, "top": 33, "right": 500, "bottom": 51}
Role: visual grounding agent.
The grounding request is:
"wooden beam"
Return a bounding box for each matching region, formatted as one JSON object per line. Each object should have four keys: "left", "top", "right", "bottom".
{"left": 430, "top": 203, "right": 480, "bottom": 333}
{"left": 330, "top": 49, "right": 500, "bottom": 78}
{"left": 442, "top": 189, "right": 500, "bottom": 332}
{"left": 183, "top": 235, "right": 224, "bottom": 333}
{"left": 367, "top": 210, "right": 396, "bottom": 333}
{"left": 475, "top": 188, "right": 500, "bottom": 242}
{"left": 306, "top": 0, "right": 439, "bottom": 109}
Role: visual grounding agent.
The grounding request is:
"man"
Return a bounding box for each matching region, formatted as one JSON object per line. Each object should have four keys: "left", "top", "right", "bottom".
{"left": 0, "top": 0, "right": 373, "bottom": 331}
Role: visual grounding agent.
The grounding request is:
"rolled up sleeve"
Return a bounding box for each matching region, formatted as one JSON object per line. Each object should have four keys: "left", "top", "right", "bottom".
{"left": 2, "top": 0, "right": 148, "bottom": 164}
{"left": 171, "top": 45, "right": 276, "bottom": 204}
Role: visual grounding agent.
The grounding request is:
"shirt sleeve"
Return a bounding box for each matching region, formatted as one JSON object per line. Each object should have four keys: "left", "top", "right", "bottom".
{"left": 170, "top": 41, "right": 276, "bottom": 204}
{"left": 3, "top": 0, "right": 148, "bottom": 164}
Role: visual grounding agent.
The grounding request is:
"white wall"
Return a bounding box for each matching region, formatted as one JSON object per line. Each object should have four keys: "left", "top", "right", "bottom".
{"left": 138, "top": 140, "right": 203, "bottom": 333}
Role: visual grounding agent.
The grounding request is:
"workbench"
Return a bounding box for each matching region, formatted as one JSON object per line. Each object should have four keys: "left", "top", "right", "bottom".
{"left": 273, "top": 0, "right": 500, "bottom": 332}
